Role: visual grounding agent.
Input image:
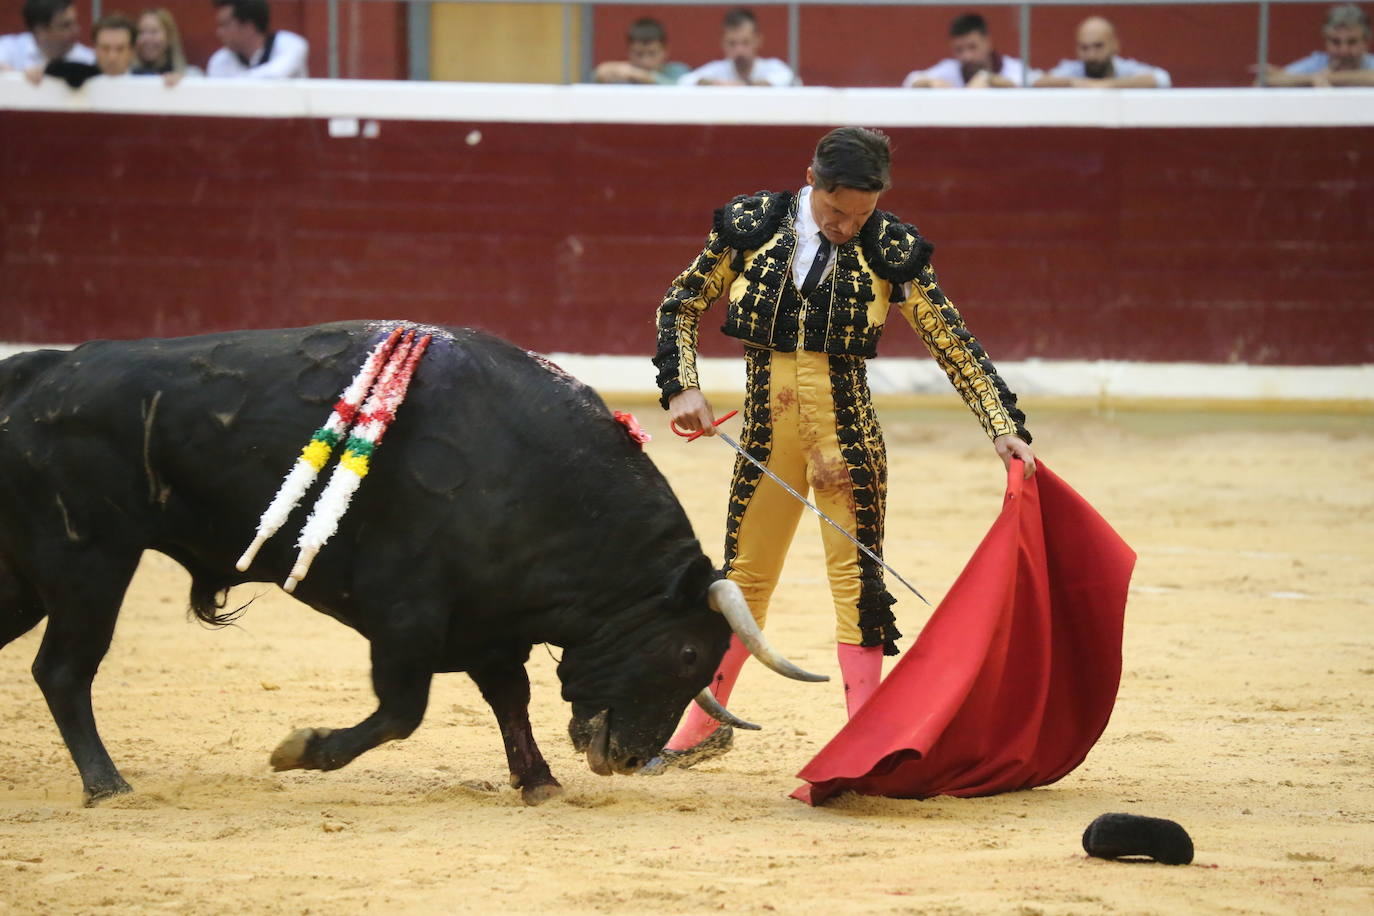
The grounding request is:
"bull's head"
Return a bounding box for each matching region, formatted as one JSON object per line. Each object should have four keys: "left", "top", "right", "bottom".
{"left": 561, "top": 559, "right": 825, "bottom": 775}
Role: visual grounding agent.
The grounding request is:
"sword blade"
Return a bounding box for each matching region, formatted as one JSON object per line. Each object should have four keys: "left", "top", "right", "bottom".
{"left": 715, "top": 431, "right": 930, "bottom": 606}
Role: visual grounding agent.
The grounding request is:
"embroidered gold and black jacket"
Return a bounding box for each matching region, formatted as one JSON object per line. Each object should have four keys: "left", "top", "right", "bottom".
{"left": 653, "top": 190, "right": 1030, "bottom": 443}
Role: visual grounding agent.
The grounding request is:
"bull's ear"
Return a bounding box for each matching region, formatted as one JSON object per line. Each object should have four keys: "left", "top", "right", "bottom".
{"left": 670, "top": 554, "right": 717, "bottom": 607}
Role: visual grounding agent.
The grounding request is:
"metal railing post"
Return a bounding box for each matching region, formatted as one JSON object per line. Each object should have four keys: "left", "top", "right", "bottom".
{"left": 407, "top": 1, "right": 430, "bottom": 82}
{"left": 328, "top": 0, "right": 340, "bottom": 78}
{"left": 1019, "top": 2, "right": 1031, "bottom": 85}
{"left": 1257, "top": 0, "right": 1271, "bottom": 86}
{"left": 788, "top": 2, "right": 800, "bottom": 84}
{"left": 562, "top": 3, "right": 573, "bottom": 84}
{"left": 580, "top": 3, "right": 595, "bottom": 85}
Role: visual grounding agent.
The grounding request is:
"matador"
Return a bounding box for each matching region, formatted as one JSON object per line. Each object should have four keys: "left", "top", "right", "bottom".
{"left": 645, "top": 127, "right": 1036, "bottom": 772}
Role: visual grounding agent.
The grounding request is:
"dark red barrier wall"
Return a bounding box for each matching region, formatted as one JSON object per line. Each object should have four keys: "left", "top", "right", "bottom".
{"left": 3, "top": 114, "right": 1371, "bottom": 363}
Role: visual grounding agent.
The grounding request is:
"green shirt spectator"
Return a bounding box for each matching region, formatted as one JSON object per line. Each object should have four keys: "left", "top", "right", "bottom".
{"left": 591, "top": 17, "right": 688, "bottom": 85}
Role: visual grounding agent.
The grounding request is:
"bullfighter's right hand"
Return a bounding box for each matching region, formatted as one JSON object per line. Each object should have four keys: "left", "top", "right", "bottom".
{"left": 668, "top": 388, "right": 718, "bottom": 437}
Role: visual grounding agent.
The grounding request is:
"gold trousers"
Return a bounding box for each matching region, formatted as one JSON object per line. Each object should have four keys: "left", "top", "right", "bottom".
{"left": 722, "top": 348, "right": 901, "bottom": 653}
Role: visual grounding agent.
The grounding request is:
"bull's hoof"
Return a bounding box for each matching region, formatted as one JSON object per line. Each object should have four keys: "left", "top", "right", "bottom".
{"left": 520, "top": 781, "right": 564, "bottom": 806}
{"left": 82, "top": 777, "right": 133, "bottom": 807}
{"left": 270, "top": 727, "right": 333, "bottom": 771}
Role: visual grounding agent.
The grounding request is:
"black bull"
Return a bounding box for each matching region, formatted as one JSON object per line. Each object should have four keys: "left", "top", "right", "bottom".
{"left": 0, "top": 322, "right": 816, "bottom": 805}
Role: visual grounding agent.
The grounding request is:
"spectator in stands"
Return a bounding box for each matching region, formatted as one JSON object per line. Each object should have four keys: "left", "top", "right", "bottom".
{"left": 1259, "top": 3, "right": 1374, "bottom": 86}
{"left": 92, "top": 14, "right": 137, "bottom": 77}
{"left": 24, "top": 13, "right": 137, "bottom": 88}
{"left": 0, "top": 0, "right": 95, "bottom": 71}
{"left": 1033, "top": 16, "right": 1170, "bottom": 88}
{"left": 207, "top": 0, "right": 308, "bottom": 79}
{"left": 592, "top": 17, "right": 688, "bottom": 85}
{"left": 134, "top": 8, "right": 199, "bottom": 79}
{"left": 903, "top": 12, "right": 1027, "bottom": 88}
{"left": 679, "top": 8, "right": 796, "bottom": 86}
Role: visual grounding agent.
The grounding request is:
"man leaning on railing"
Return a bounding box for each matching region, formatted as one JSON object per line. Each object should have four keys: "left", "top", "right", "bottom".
{"left": 1257, "top": 3, "right": 1374, "bottom": 87}
{"left": 207, "top": 0, "right": 307, "bottom": 80}
{"left": 903, "top": 12, "right": 1027, "bottom": 89}
{"left": 1033, "top": 16, "right": 1170, "bottom": 89}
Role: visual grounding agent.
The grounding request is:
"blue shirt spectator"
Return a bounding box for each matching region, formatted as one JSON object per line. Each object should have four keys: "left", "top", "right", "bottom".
{"left": 1286, "top": 49, "right": 1374, "bottom": 72}
{"left": 1033, "top": 17, "right": 1170, "bottom": 88}
{"left": 1262, "top": 4, "right": 1374, "bottom": 86}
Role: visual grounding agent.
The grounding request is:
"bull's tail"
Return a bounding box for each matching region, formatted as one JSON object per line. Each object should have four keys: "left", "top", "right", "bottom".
{"left": 188, "top": 567, "right": 252, "bottom": 627}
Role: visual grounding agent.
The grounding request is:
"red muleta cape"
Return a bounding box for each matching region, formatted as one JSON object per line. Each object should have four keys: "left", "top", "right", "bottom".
{"left": 793, "top": 460, "right": 1135, "bottom": 805}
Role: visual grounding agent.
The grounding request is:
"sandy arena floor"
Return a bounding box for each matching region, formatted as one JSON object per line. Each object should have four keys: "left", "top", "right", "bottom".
{"left": 1, "top": 398, "right": 1371, "bottom": 915}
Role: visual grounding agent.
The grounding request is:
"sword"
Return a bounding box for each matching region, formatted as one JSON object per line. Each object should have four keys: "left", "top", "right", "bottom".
{"left": 673, "top": 411, "right": 930, "bottom": 606}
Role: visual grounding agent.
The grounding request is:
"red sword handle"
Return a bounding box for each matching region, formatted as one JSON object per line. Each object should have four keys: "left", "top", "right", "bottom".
{"left": 671, "top": 409, "right": 739, "bottom": 442}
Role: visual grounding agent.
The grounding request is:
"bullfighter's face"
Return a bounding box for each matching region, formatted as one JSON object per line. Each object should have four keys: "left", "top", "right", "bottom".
{"left": 561, "top": 568, "right": 731, "bottom": 775}
{"left": 806, "top": 169, "right": 881, "bottom": 246}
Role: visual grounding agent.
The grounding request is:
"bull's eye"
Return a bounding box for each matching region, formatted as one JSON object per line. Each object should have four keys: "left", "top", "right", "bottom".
{"left": 681, "top": 646, "right": 698, "bottom": 668}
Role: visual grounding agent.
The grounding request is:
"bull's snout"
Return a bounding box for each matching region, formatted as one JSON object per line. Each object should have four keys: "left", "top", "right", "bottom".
{"left": 568, "top": 710, "right": 652, "bottom": 776}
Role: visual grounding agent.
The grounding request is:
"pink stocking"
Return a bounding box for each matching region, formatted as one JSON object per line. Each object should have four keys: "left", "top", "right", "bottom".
{"left": 663, "top": 635, "right": 751, "bottom": 751}
{"left": 837, "top": 643, "right": 883, "bottom": 718}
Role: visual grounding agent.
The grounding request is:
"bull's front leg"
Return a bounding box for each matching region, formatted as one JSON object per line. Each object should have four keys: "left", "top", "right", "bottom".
{"left": 271, "top": 632, "right": 433, "bottom": 773}
{"left": 468, "top": 660, "right": 563, "bottom": 806}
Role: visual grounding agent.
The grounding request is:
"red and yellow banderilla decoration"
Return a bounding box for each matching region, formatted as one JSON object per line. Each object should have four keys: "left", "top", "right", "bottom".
{"left": 236, "top": 325, "right": 431, "bottom": 593}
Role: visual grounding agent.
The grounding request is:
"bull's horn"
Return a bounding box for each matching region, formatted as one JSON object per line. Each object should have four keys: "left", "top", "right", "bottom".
{"left": 707, "top": 579, "right": 829, "bottom": 683}
{"left": 693, "top": 688, "right": 761, "bottom": 731}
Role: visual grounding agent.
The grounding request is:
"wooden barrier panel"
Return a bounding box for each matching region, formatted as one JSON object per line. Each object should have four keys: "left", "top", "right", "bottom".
{"left": 2, "top": 102, "right": 1371, "bottom": 364}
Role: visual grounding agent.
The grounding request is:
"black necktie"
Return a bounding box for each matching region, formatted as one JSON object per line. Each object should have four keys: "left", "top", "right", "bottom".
{"left": 800, "top": 233, "right": 832, "bottom": 297}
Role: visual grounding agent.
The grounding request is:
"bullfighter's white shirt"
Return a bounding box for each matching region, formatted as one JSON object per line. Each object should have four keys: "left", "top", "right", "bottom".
{"left": 679, "top": 56, "right": 797, "bottom": 86}
{"left": 792, "top": 186, "right": 836, "bottom": 289}
{"left": 206, "top": 30, "right": 309, "bottom": 79}
{"left": 0, "top": 31, "right": 94, "bottom": 70}
{"left": 792, "top": 185, "right": 911, "bottom": 304}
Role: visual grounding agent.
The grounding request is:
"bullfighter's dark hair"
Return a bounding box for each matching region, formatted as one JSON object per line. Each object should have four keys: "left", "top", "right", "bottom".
{"left": 93, "top": 13, "right": 136, "bottom": 45}
{"left": 950, "top": 12, "right": 989, "bottom": 38}
{"left": 810, "top": 127, "right": 892, "bottom": 193}
{"left": 213, "top": 0, "right": 269, "bottom": 34}
{"left": 627, "top": 17, "right": 667, "bottom": 45}
{"left": 722, "top": 7, "right": 757, "bottom": 30}
{"left": 23, "top": 0, "right": 74, "bottom": 31}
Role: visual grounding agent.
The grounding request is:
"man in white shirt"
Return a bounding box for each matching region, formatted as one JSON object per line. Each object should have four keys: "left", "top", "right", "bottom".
{"left": 0, "top": 0, "right": 95, "bottom": 71}
{"left": 679, "top": 7, "right": 796, "bottom": 87}
{"left": 1033, "top": 16, "right": 1171, "bottom": 88}
{"left": 903, "top": 12, "right": 1027, "bottom": 88}
{"left": 207, "top": 0, "right": 309, "bottom": 79}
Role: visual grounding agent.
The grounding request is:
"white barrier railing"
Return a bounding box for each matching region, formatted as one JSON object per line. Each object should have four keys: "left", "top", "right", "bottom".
{"left": 4, "top": 72, "right": 1373, "bottom": 126}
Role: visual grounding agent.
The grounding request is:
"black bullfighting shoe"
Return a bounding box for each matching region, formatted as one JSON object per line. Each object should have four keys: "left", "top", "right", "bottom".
{"left": 1082, "top": 813, "right": 1195, "bottom": 865}
{"left": 637, "top": 725, "right": 735, "bottom": 776}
